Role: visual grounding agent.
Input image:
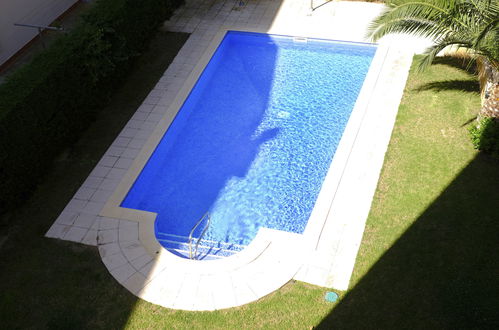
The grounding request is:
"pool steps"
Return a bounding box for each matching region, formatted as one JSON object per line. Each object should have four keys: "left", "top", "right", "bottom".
{"left": 157, "top": 233, "right": 246, "bottom": 260}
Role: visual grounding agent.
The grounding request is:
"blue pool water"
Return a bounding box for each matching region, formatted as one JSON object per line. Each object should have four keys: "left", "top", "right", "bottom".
{"left": 122, "top": 31, "right": 376, "bottom": 257}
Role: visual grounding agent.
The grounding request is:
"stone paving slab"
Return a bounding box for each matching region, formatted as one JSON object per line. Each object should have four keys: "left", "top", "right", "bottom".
{"left": 46, "top": 0, "right": 432, "bottom": 310}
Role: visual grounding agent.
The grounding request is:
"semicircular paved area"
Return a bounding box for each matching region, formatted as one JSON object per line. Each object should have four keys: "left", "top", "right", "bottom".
{"left": 97, "top": 218, "right": 305, "bottom": 310}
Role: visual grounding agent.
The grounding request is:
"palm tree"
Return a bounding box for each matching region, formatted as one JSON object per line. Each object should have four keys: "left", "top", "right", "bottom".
{"left": 368, "top": 0, "right": 499, "bottom": 116}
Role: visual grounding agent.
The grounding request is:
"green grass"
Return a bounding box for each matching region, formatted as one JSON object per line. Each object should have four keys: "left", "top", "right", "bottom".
{"left": 1, "top": 49, "right": 498, "bottom": 329}
{"left": 318, "top": 56, "right": 499, "bottom": 329}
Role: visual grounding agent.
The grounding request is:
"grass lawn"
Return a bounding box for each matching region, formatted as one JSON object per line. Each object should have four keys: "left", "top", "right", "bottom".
{"left": 0, "top": 43, "right": 498, "bottom": 330}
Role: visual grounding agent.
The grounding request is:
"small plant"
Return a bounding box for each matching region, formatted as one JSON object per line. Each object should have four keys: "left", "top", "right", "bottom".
{"left": 470, "top": 117, "right": 499, "bottom": 159}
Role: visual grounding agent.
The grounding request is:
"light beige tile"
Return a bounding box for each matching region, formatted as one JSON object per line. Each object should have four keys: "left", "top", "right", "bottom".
{"left": 110, "top": 263, "right": 136, "bottom": 283}
{"left": 64, "top": 227, "right": 88, "bottom": 243}
{"left": 73, "top": 214, "right": 97, "bottom": 229}
{"left": 123, "top": 271, "right": 148, "bottom": 294}
{"left": 45, "top": 223, "right": 71, "bottom": 239}
{"left": 130, "top": 253, "right": 154, "bottom": 271}
{"left": 81, "top": 230, "right": 98, "bottom": 246}
{"left": 97, "top": 229, "right": 118, "bottom": 244}
{"left": 98, "top": 242, "right": 121, "bottom": 258}
{"left": 102, "top": 252, "right": 128, "bottom": 271}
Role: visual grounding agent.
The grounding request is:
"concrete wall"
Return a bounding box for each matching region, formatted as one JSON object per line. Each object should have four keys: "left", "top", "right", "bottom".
{"left": 0, "top": 0, "right": 78, "bottom": 66}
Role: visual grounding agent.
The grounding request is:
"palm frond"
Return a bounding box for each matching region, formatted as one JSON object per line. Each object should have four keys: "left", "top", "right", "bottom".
{"left": 368, "top": 0, "right": 499, "bottom": 70}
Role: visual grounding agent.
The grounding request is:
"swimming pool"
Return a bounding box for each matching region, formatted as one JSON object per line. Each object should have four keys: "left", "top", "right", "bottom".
{"left": 121, "top": 31, "right": 376, "bottom": 259}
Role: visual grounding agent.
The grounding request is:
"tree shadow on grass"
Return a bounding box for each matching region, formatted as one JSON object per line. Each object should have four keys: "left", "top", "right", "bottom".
{"left": 317, "top": 154, "right": 499, "bottom": 329}
{"left": 414, "top": 56, "right": 479, "bottom": 97}
{"left": 415, "top": 79, "right": 480, "bottom": 94}
{"left": 432, "top": 56, "right": 478, "bottom": 76}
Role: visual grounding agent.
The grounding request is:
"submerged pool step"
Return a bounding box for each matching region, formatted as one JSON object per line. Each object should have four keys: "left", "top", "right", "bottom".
{"left": 159, "top": 239, "right": 241, "bottom": 260}
{"left": 156, "top": 233, "right": 246, "bottom": 260}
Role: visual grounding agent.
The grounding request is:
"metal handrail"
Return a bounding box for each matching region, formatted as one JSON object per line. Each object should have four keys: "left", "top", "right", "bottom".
{"left": 188, "top": 212, "right": 211, "bottom": 259}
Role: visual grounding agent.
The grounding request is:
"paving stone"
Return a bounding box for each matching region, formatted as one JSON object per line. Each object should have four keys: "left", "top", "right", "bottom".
{"left": 128, "top": 138, "right": 146, "bottom": 149}
{"left": 173, "top": 273, "right": 200, "bottom": 310}
{"left": 99, "top": 178, "right": 120, "bottom": 191}
{"left": 82, "top": 201, "right": 105, "bottom": 215}
{"left": 130, "top": 253, "right": 154, "bottom": 271}
{"left": 74, "top": 187, "right": 96, "bottom": 201}
{"left": 73, "top": 214, "right": 98, "bottom": 229}
{"left": 123, "top": 272, "right": 148, "bottom": 294}
{"left": 106, "top": 146, "right": 126, "bottom": 157}
{"left": 193, "top": 276, "right": 216, "bottom": 311}
{"left": 110, "top": 263, "right": 136, "bottom": 283}
{"left": 89, "top": 166, "right": 111, "bottom": 178}
{"left": 145, "top": 113, "right": 163, "bottom": 123}
{"left": 81, "top": 230, "right": 98, "bottom": 246}
{"left": 98, "top": 242, "right": 121, "bottom": 258}
{"left": 99, "top": 217, "right": 120, "bottom": 230}
{"left": 134, "top": 129, "right": 153, "bottom": 140}
{"left": 131, "top": 112, "right": 148, "bottom": 121}
{"left": 137, "top": 104, "right": 155, "bottom": 113}
{"left": 119, "top": 220, "right": 138, "bottom": 229}
{"left": 119, "top": 225, "right": 138, "bottom": 242}
{"left": 143, "top": 96, "right": 160, "bottom": 105}
{"left": 102, "top": 252, "right": 128, "bottom": 271}
{"left": 64, "top": 199, "right": 87, "bottom": 212}
{"left": 97, "top": 229, "right": 118, "bottom": 244}
{"left": 114, "top": 157, "right": 134, "bottom": 170}
{"left": 138, "top": 260, "right": 155, "bottom": 277}
{"left": 90, "top": 189, "right": 113, "bottom": 203}
{"left": 45, "top": 224, "right": 71, "bottom": 239}
{"left": 98, "top": 156, "right": 118, "bottom": 168}
{"left": 126, "top": 119, "right": 144, "bottom": 129}
{"left": 55, "top": 211, "right": 78, "bottom": 225}
{"left": 64, "top": 227, "right": 88, "bottom": 243}
{"left": 121, "top": 241, "right": 148, "bottom": 261}
{"left": 106, "top": 167, "right": 127, "bottom": 180}
{"left": 120, "top": 128, "right": 139, "bottom": 139}
{"left": 113, "top": 137, "right": 132, "bottom": 147}
{"left": 82, "top": 176, "right": 104, "bottom": 189}
{"left": 120, "top": 148, "right": 140, "bottom": 159}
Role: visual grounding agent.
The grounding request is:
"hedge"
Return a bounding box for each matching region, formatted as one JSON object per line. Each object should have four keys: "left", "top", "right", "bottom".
{"left": 470, "top": 117, "right": 499, "bottom": 159}
{"left": 0, "top": 0, "right": 183, "bottom": 213}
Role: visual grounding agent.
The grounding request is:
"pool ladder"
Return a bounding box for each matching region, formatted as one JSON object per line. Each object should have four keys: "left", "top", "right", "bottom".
{"left": 188, "top": 212, "right": 211, "bottom": 260}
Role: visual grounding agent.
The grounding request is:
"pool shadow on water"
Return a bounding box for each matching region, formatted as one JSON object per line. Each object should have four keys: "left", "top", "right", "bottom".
{"left": 317, "top": 154, "right": 499, "bottom": 329}
{"left": 123, "top": 32, "right": 282, "bottom": 240}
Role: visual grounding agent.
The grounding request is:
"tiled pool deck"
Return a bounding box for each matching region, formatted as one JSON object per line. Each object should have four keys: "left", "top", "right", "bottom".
{"left": 46, "top": 0, "right": 429, "bottom": 310}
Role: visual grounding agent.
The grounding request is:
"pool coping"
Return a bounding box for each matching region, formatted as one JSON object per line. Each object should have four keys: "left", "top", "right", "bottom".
{"left": 94, "top": 25, "right": 406, "bottom": 310}
{"left": 46, "top": 0, "right": 418, "bottom": 311}
{"left": 100, "top": 26, "right": 385, "bottom": 258}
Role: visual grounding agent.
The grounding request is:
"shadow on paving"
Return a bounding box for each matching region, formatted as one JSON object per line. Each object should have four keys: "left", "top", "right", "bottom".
{"left": 0, "top": 31, "right": 189, "bottom": 329}
{"left": 318, "top": 154, "right": 499, "bottom": 329}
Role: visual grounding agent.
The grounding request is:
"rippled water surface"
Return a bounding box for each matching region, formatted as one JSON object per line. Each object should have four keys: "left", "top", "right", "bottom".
{"left": 122, "top": 31, "right": 376, "bottom": 248}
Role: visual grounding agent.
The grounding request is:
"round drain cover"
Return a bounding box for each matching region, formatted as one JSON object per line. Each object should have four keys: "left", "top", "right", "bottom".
{"left": 325, "top": 291, "right": 339, "bottom": 302}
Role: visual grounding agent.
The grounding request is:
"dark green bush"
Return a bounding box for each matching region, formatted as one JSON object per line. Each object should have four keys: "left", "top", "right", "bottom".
{"left": 470, "top": 117, "right": 499, "bottom": 159}
{"left": 0, "top": 0, "right": 183, "bottom": 213}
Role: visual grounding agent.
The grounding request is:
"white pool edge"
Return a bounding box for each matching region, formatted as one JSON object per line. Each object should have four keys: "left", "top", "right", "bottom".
{"left": 44, "top": 1, "right": 417, "bottom": 309}
{"left": 96, "top": 27, "right": 412, "bottom": 307}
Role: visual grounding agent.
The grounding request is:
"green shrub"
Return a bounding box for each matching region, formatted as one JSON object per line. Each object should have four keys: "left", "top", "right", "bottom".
{"left": 0, "top": 0, "right": 183, "bottom": 213}
{"left": 470, "top": 117, "right": 499, "bottom": 159}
